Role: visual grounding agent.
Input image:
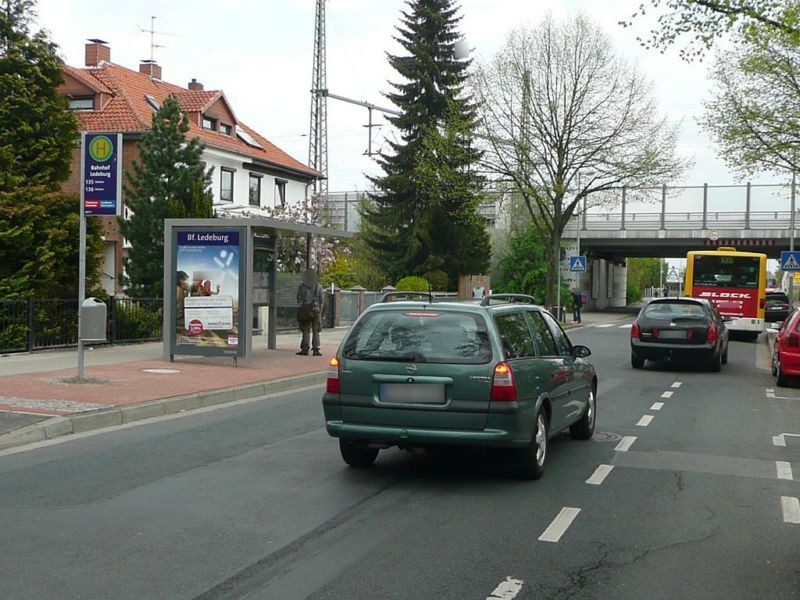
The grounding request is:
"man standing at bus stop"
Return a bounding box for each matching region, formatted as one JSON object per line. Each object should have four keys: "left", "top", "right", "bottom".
{"left": 296, "top": 270, "right": 324, "bottom": 356}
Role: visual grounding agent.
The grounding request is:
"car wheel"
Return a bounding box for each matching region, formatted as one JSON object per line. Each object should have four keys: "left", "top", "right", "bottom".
{"left": 721, "top": 343, "right": 728, "bottom": 365}
{"left": 339, "top": 439, "right": 379, "bottom": 468}
{"left": 709, "top": 350, "right": 722, "bottom": 372}
{"left": 515, "top": 408, "right": 548, "bottom": 480}
{"left": 570, "top": 387, "right": 596, "bottom": 440}
{"left": 631, "top": 352, "right": 645, "bottom": 369}
{"left": 772, "top": 353, "right": 778, "bottom": 377}
{"left": 776, "top": 357, "right": 789, "bottom": 388}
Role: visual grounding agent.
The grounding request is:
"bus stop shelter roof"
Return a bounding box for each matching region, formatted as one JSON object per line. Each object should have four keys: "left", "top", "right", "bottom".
{"left": 165, "top": 217, "right": 353, "bottom": 239}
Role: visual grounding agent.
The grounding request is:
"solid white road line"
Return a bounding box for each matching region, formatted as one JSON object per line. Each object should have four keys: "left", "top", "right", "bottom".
{"left": 671, "top": 382, "right": 683, "bottom": 388}
{"left": 773, "top": 435, "right": 787, "bottom": 447}
{"left": 595, "top": 324, "right": 615, "bottom": 328}
{"left": 486, "top": 577, "right": 524, "bottom": 600}
{"left": 538, "top": 507, "right": 581, "bottom": 543}
{"left": 586, "top": 464, "right": 614, "bottom": 485}
{"left": 636, "top": 415, "right": 654, "bottom": 427}
{"left": 615, "top": 436, "right": 637, "bottom": 452}
{"left": 661, "top": 391, "right": 674, "bottom": 399}
{"left": 776, "top": 461, "right": 794, "bottom": 481}
{"left": 650, "top": 402, "right": 664, "bottom": 411}
{"left": 781, "top": 496, "right": 800, "bottom": 524}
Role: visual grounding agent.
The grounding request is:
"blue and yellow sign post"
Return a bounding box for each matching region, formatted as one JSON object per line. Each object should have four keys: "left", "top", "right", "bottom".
{"left": 77, "top": 132, "right": 122, "bottom": 379}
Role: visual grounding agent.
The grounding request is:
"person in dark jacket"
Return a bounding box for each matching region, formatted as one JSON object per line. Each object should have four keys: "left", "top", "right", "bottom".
{"left": 296, "top": 270, "right": 324, "bottom": 356}
{"left": 571, "top": 288, "right": 582, "bottom": 324}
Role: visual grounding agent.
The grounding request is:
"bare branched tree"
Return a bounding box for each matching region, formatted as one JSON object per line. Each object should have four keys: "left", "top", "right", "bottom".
{"left": 472, "top": 14, "right": 688, "bottom": 306}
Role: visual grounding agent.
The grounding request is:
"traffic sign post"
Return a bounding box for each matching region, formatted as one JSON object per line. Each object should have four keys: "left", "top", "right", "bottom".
{"left": 569, "top": 256, "right": 587, "bottom": 273}
{"left": 78, "top": 132, "right": 122, "bottom": 380}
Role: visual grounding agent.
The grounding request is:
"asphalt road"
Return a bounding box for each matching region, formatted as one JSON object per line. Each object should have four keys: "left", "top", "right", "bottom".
{"left": 1, "top": 321, "right": 798, "bottom": 599}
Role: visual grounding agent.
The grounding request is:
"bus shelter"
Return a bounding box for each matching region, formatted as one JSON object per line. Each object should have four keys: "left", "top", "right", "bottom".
{"left": 162, "top": 217, "right": 352, "bottom": 366}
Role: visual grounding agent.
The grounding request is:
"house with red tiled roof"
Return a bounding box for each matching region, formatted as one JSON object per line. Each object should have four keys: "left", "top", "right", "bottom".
{"left": 59, "top": 39, "right": 321, "bottom": 295}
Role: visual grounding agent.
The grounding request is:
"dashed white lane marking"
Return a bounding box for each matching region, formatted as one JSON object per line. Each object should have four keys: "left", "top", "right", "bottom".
{"left": 650, "top": 402, "right": 664, "bottom": 411}
{"left": 538, "top": 507, "right": 581, "bottom": 543}
{"left": 636, "top": 415, "right": 654, "bottom": 427}
{"left": 781, "top": 496, "right": 800, "bottom": 524}
{"left": 767, "top": 388, "right": 776, "bottom": 398}
{"left": 774, "top": 435, "right": 787, "bottom": 447}
{"left": 661, "top": 391, "right": 674, "bottom": 399}
{"left": 615, "top": 436, "right": 637, "bottom": 452}
{"left": 586, "top": 464, "right": 614, "bottom": 485}
{"left": 486, "top": 577, "right": 524, "bottom": 599}
{"left": 595, "top": 324, "right": 615, "bottom": 328}
{"left": 671, "top": 382, "right": 683, "bottom": 388}
{"left": 620, "top": 324, "right": 633, "bottom": 329}
{"left": 777, "top": 461, "right": 794, "bottom": 481}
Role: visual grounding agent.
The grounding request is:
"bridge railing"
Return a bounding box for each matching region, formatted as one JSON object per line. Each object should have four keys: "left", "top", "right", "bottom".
{"left": 573, "top": 210, "right": 792, "bottom": 231}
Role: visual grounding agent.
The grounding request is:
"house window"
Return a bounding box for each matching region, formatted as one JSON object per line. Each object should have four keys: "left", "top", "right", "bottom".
{"left": 67, "top": 96, "right": 93, "bottom": 110}
{"left": 202, "top": 115, "right": 217, "bottom": 131}
{"left": 144, "top": 95, "right": 160, "bottom": 111}
{"left": 274, "top": 179, "right": 287, "bottom": 208}
{"left": 220, "top": 123, "right": 233, "bottom": 136}
{"left": 220, "top": 168, "right": 235, "bottom": 202}
{"left": 249, "top": 174, "right": 262, "bottom": 207}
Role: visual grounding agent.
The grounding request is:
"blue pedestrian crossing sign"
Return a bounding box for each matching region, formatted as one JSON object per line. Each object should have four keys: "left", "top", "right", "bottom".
{"left": 781, "top": 251, "right": 800, "bottom": 272}
{"left": 569, "top": 256, "right": 587, "bottom": 272}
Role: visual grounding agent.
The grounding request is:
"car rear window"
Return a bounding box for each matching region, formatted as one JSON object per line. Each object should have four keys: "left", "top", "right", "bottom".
{"left": 767, "top": 293, "right": 789, "bottom": 305}
{"left": 342, "top": 309, "right": 492, "bottom": 364}
{"left": 643, "top": 301, "right": 707, "bottom": 319}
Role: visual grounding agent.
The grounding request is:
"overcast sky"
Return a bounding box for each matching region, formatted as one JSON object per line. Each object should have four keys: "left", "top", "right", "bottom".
{"left": 39, "top": 0, "right": 787, "bottom": 210}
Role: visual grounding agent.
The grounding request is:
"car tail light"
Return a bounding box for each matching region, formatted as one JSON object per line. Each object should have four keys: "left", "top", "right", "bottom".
{"left": 631, "top": 321, "right": 640, "bottom": 339}
{"left": 707, "top": 322, "right": 719, "bottom": 343}
{"left": 760, "top": 298, "right": 765, "bottom": 310}
{"left": 491, "top": 362, "right": 517, "bottom": 402}
{"left": 327, "top": 357, "right": 340, "bottom": 394}
{"left": 788, "top": 333, "right": 800, "bottom": 348}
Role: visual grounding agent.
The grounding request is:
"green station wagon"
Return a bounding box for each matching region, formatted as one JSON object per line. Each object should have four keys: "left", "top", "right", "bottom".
{"left": 322, "top": 293, "right": 598, "bottom": 479}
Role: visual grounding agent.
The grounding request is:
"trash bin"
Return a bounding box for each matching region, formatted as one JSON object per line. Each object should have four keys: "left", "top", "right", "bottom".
{"left": 80, "top": 297, "right": 107, "bottom": 342}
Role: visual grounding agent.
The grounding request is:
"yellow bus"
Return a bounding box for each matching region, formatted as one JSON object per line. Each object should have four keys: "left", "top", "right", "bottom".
{"left": 684, "top": 247, "right": 767, "bottom": 340}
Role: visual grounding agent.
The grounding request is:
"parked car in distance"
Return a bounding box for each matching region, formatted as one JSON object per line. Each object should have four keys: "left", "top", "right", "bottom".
{"left": 322, "top": 293, "right": 597, "bottom": 480}
{"left": 772, "top": 307, "right": 800, "bottom": 387}
{"left": 765, "top": 290, "right": 792, "bottom": 325}
{"left": 631, "top": 297, "right": 730, "bottom": 371}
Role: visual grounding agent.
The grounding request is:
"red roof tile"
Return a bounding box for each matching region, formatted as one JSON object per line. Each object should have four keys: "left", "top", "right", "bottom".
{"left": 63, "top": 62, "right": 320, "bottom": 178}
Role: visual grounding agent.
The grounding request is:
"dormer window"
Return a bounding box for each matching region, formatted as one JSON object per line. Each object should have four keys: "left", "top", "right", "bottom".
{"left": 202, "top": 115, "right": 217, "bottom": 131}
{"left": 145, "top": 95, "right": 160, "bottom": 111}
{"left": 219, "top": 123, "right": 232, "bottom": 136}
{"left": 67, "top": 96, "right": 94, "bottom": 110}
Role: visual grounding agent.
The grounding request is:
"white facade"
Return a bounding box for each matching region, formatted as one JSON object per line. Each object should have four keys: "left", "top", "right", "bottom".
{"left": 203, "top": 147, "right": 310, "bottom": 215}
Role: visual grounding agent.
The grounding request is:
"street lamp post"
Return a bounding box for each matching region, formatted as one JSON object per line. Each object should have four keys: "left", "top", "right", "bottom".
{"left": 791, "top": 169, "right": 796, "bottom": 301}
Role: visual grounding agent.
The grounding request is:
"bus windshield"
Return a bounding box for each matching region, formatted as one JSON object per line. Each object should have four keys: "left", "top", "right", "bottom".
{"left": 691, "top": 255, "right": 760, "bottom": 289}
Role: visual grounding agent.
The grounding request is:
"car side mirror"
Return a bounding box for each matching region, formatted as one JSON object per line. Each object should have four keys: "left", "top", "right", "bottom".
{"left": 573, "top": 345, "right": 591, "bottom": 358}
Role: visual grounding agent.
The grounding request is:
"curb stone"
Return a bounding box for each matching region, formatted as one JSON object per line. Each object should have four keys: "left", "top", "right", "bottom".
{"left": 0, "top": 371, "right": 326, "bottom": 452}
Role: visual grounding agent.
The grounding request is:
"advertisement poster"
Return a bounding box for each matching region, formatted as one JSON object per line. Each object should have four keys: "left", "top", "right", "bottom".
{"left": 175, "top": 230, "right": 242, "bottom": 355}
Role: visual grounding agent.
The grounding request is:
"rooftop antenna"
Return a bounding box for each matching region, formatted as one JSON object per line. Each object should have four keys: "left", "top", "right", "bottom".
{"left": 137, "top": 15, "right": 178, "bottom": 77}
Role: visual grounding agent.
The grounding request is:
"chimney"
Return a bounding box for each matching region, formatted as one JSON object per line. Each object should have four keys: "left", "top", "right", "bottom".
{"left": 139, "top": 60, "right": 162, "bottom": 80}
{"left": 188, "top": 78, "right": 204, "bottom": 91}
{"left": 85, "top": 39, "right": 110, "bottom": 67}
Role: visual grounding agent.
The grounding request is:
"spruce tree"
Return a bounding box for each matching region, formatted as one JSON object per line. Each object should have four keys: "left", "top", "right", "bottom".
{"left": 361, "top": 0, "right": 489, "bottom": 287}
{"left": 0, "top": 0, "right": 103, "bottom": 299}
{"left": 120, "top": 96, "right": 213, "bottom": 298}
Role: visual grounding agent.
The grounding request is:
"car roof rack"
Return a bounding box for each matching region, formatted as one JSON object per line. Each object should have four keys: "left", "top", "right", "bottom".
{"left": 380, "top": 291, "right": 435, "bottom": 303}
{"left": 481, "top": 294, "right": 537, "bottom": 307}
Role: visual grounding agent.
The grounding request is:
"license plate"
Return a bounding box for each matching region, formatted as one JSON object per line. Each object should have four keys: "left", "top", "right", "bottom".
{"left": 380, "top": 383, "right": 445, "bottom": 404}
{"left": 660, "top": 330, "right": 687, "bottom": 339}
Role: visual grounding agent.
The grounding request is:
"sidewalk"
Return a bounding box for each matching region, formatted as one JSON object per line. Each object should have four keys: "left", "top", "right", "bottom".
{"left": 0, "top": 328, "right": 347, "bottom": 444}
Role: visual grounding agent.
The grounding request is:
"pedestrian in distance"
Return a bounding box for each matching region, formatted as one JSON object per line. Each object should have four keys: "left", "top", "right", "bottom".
{"left": 176, "top": 271, "right": 189, "bottom": 331}
{"left": 663, "top": 285, "right": 669, "bottom": 298}
{"left": 296, "top": 270, "right": 324, "bottom": 356}
{"left": 572, "top": 288, "right": 582, "bottom": 324}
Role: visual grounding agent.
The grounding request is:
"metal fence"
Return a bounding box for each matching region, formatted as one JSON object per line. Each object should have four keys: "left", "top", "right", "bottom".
{"left": 0, "top": 297, "right": 163, "bottom": 354}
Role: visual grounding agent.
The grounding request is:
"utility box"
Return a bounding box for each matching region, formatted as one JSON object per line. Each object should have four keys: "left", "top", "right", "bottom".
{"left": 80, "top": 297, "right": 107, "bottom": 342}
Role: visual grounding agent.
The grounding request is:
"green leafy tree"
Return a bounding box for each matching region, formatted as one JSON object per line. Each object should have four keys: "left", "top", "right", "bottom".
{"left": 361, "top": 0, "right": 489, "bottom": 287}
{"left": 626, "top": 257, "right": 668, "bottom": 304}
{"left": 701, "top": 22, "right": 800, "bottom": 175}
{"left": 120, "top": 96, "right": 212, "bottom": 298}
{"left": 623, "top": 1, "right": 800, "bottom": 60}
{"left": 396, "top": 275, "right": 431, "bottom": 292}
{"left": 0, "top": 0, "right": 102, "bottom": 299}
